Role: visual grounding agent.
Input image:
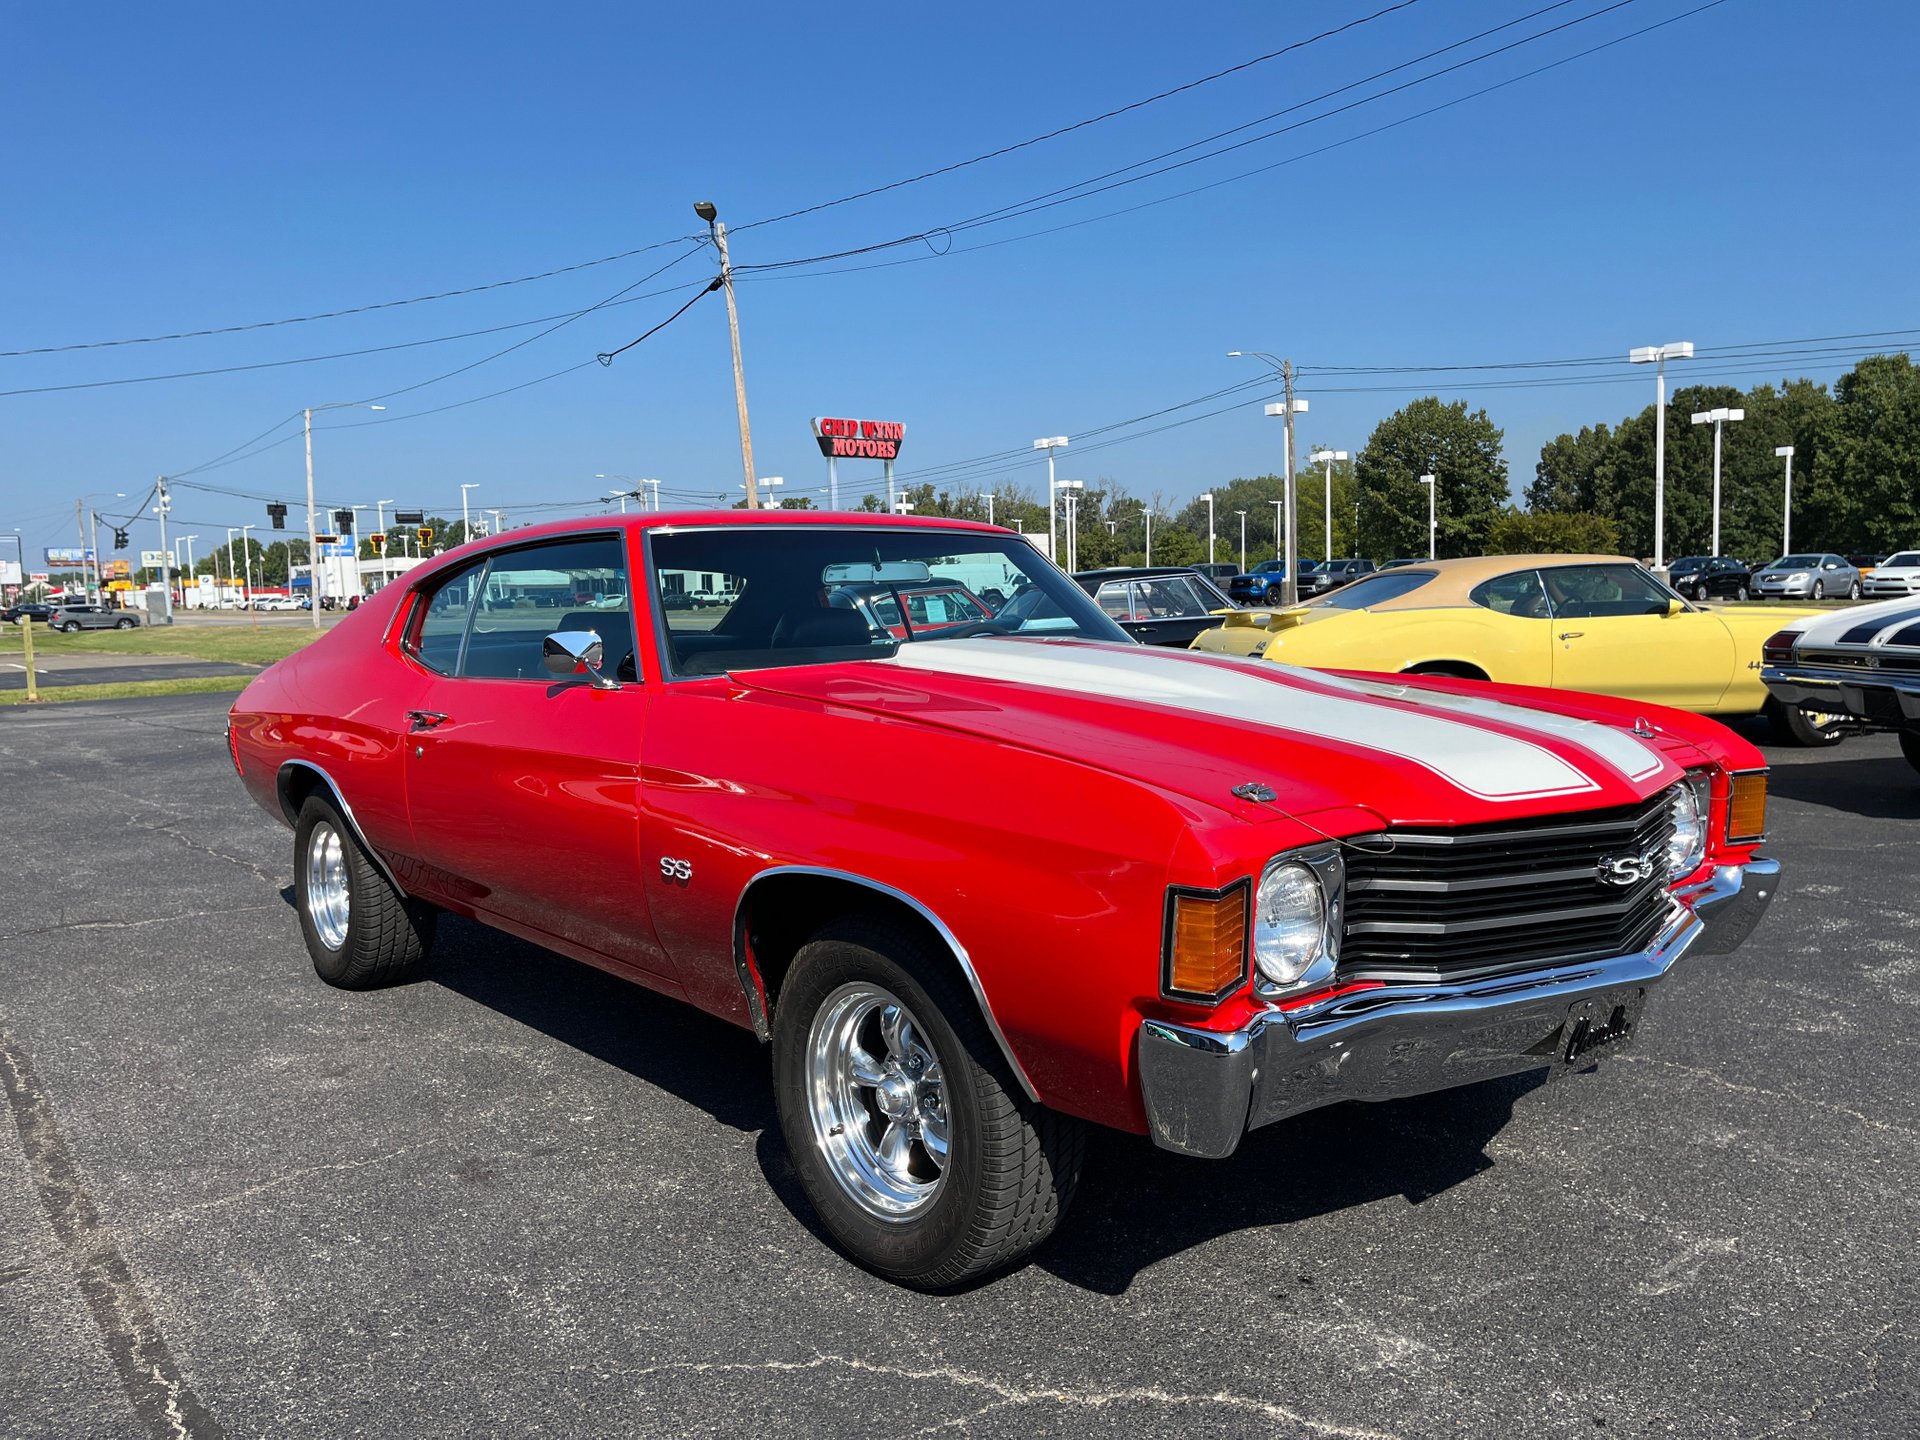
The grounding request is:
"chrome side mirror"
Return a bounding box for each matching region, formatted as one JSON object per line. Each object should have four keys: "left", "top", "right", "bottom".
{"left": 543, "top": 630, "right": 618, "bottom": 689}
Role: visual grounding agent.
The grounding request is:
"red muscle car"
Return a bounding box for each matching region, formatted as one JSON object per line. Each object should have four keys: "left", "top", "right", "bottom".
{"left": 228, "top": 512, "right": 1781, "bottom": 1288}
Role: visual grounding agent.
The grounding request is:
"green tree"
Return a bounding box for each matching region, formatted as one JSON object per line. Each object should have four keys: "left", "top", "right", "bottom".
{"left": 1355, "top": 398, "right": 1508, "bottom": 560}
{"left": 1484, "top": 508, "right": 1622, "bottom": 554}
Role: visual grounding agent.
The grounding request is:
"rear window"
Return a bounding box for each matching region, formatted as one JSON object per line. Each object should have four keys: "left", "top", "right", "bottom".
{"left": 1311, "top": 571, "right": 1436, "bottom": 610}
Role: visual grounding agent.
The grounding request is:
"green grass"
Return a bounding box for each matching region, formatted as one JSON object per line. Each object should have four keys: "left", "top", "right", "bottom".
{"left": 0, "top": 621, "right": 320, "bottom": 667}
{"left": 0, "top": 675, "right": 253, "bottom": 706}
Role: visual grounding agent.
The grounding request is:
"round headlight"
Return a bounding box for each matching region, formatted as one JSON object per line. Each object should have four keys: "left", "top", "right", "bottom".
{"left": 1253, "top": 861, "right": 1326, "bottom": 986}
{"left": 1666, "top": 781, "right": 1706, "bottom": 878}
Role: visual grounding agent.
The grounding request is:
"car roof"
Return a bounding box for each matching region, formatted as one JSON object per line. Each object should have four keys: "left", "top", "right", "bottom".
{"left": 1071, "top": 566, "right": 1211, "bottom": 581}
{"left": 1331, "top": 554, "right": 1647, "bottom": 611}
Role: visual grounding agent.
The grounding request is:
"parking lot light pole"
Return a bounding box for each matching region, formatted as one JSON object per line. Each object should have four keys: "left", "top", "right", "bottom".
{"left": 240, "top": 524, "right": 257, "bottom": 609}
{"left": 1199, "top": 492, "right": 1215, "bottom": 566}
{"left": 1034, "top": 437, "right": 1069, "bottom": 565}
{"left": 1310, "top": 449, "right": 1349, "bottom": 560}
{"left": 1691, "top": 407, "right": 1745, "bottom": 557}
{"left": 1269, "top": 499, "right": 1284, "bottom": 563}
{"left": 1141, "top": 506, "right": 1154, "bottom": 565}
{"left": 1420, "top": 474, "right": 1437, "bottom": 560}
{"left": 1058, "top": 480, "right": 1085, "bottom": 570}
{"left": 1775, "top": 445, "right": 1795, "bottom": 555}
{"left": 1629, "top": 342, "right": 1694, "bottom": 570}
{"left": 1235, "top": 510, "right": 1247, "bottom": 573}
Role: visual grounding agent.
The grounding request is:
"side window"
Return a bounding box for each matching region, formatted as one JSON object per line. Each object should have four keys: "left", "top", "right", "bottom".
{"left": 1095, "top": 581, "right": 1134, "bottom": 620}
{"left": 1136, "top": 577, "right": 1210, "bottom": 619}
{"left": 406, "top": 561, "right": 484, "bottom": 675}
{"left": 1469, "top": 570, "right": 1548, "bottom": 618}
{"left": 1541, "top": 564, "right": 1671, "bottom": 619}
{"left": 463, "top": 535, "right": 638, "bottom": 682}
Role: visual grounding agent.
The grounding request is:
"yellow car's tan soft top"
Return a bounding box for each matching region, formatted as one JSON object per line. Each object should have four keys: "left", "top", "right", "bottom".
{"left": 1334, "top": 555, "right": 1649, "bottom": 612}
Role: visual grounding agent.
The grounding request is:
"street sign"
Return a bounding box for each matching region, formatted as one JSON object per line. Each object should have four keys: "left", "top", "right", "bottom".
{"left": 141, "top": 550, "right": 169, "bottom": 568}
{"left": 416, "top": 527, "right": 434, "bottom": 547}
{"left": 395, "top": 510, "right": 424, "bottom": 525}
{"left": 314, "top": 533, "right": 340, "bottom": 544}
{"left": 44, "top": 547, "right": 94, "bottom": 567}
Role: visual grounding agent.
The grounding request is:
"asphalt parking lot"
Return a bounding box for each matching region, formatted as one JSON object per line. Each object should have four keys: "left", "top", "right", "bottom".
{"left": 2, "top": 695, "right": 1915, "bottom": 1438}
{"left": 0, "top": 654, "right": 257, "bottom": 691}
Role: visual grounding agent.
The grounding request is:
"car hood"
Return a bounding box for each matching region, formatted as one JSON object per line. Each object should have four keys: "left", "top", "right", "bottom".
{"left": 737, "top": 638, "right": 1682, "bottom": 830}
{"left": 1784, "top": 596, "right": 1920, "bottom": 649}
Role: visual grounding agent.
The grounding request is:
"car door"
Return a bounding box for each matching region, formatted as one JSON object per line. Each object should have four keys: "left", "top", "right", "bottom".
{"left": 1127, "top": 575, "right": 1219, "bottom": 646}
{"left": 1545, "top": 563, "right": 1734, "bottom": 708}
{"left": 399, "top": 531, "right": 673, "bottom": 981}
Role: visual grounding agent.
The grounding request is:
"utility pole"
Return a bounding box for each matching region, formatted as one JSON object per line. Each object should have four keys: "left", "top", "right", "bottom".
{"left": 155, "top": 476, "right": 173, "bottom": 624}
{"left": 88, "top": 507, "right": 102, "bottom": 600}
{"left": 304, "top": 407, "right": 322, "bottom": 627}
{"left": 75, "top": 499, "right": 90, "bottom": 599}
{"left": 1282, "top": 360, "right": 1299, "bottom": 601}
{"left": 695, "top": 201, "right": 758, "bottom": 508}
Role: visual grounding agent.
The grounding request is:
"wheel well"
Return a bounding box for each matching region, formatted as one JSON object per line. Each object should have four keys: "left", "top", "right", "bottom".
{"left": 1401, "top": 660, "right": 1490, "bottom": 682}
{"left": 277, "top": 761, "right": 328, "bottom": 826}
{"left": 734, "top": 870, "right": 1037, "bottom": 1099}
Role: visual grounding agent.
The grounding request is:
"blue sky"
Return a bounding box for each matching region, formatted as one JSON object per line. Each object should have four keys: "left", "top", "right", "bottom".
{"left": 4, "top": 0, "right": 1916, "bottom": 558}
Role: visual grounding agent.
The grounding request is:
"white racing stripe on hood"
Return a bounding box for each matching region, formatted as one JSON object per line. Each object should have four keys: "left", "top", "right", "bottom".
{"left": 884, "top": 642, "right": 1658, "bottom": 801}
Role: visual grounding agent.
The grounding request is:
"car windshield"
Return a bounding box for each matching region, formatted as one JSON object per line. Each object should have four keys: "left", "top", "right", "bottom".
{"left": 649, "top": 526, "right": 1131, "bottom": 676}
{"left": 1769, "top": 555, "right": 1823, "bottom": 569}
{"left": 1670, "top": 556, "right": 1708, "bottom": 572}
{"left": 1310, "top": 570, "right": 1436, "bottom": 609}
{"left": 1884, "top": 552, "right": 1920, "bottom": 567}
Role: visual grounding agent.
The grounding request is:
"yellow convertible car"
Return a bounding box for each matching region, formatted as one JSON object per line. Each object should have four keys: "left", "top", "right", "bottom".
{"left": 1191, "top": 554, "right": 1838, "bottom": 743}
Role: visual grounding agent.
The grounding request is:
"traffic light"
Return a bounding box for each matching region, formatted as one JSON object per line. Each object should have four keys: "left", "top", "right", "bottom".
{"left": 368, "top": 533, "right": 386, "bottom": 555}
{"left": 417, "top": 527, "right": 434, "bottom": 548}
{"left": 113, "top": 528, "right": 129, "bottom": 550}
{"left": 334, "top": 509, "right": 354, "bottom": 534}
{"left": 267, "top": 502, "right": 288, "bottom": 529}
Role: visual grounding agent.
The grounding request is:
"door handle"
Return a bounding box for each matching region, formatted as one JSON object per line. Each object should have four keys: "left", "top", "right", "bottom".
{"left": 406, "top": 710, "right": 450, "bottom": 731}
{"left": 1557, "top": 631, "right": 1584, "bottom": 640}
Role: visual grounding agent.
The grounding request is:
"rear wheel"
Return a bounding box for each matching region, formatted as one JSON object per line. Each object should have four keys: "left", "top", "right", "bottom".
{"left": 1402, "top": 661, "right": 1491, "bottom": 682}
{"left": 293, "top": 795, "right": 436, "bottom": 988}
{"left": 771, "top": 919, "right": 1083, "bottom": 1289}
{"left": 1737, "top": 584, "right": 1751, "bottom": 600}
{"left": 1766, "top": 697, "right": 1847, "bottom": 747}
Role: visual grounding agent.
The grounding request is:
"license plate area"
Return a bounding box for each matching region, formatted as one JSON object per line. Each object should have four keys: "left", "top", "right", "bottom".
{"left": 1857, "top": 686, "right": 1903, "bottom": 723}
{"left": 1563, "top": 988, "right": 1646, "bottom": 1065}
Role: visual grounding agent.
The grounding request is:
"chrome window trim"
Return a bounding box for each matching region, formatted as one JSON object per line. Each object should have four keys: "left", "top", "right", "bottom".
{"left": 275, "top": 759, "right": 410, "bottom": 897}
{"left": 731, "top": 864, "right": 1040, "bottom": 1102}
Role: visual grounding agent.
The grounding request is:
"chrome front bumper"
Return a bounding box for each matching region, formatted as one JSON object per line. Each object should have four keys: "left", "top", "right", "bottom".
{"left": 1136, "top": 859, "right": 1781, "bottom": 1159}
{"left": 1765, "top": 664, "right": 1920, "bottom": 730}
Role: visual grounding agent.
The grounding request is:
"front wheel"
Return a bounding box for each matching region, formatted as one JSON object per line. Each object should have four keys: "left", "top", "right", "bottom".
{"left": 115, "top": 617, "right": 136, "bottom": 629}
{"left": 1850, "top": 580, "right": 1863, "bottom": 599}
{"left": 1766, "top": 697, "right": 1847, "bottom": 747}
{"left": 293, "top": 795, "right": 436, "bottom": 988}
{"left": 771, "top": 920, "right": 1083, "bottom": 1289}
{"left": 1737, "top": 584, "right": 1751, "bottom": 600}
{"left": 1813, "top": 580, "right": 1826, "bottom": 600}
{"left": 1263, "top": 583, "right": 1284, "bottom": 605}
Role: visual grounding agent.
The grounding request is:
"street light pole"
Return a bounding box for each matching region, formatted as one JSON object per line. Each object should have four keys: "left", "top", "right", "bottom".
{"left": 1310, "top": 449, "right": 1349, "bottom": 560}
{"left": 459, "top": 483, "right": 479, "bottom": 544}
{"left": 1232, "top": 352, "right": 1308, "bottom": 603}
{"left": 1142, "top": 506, "right": 1154, "bottom": 565}
{"left": 1034, "top": 437, "right": 1069, "bottom": 565}
{"left": 1629, "top": 342, "right": 1694, "bottom": 570}
{"left": 1775, "top": 445, "right": 1795, "bottom": 555}
{"left": 304, "top": 402, "right": 384, "bottom": 627}
{"left": 1419, "top": 474, "right": 1437, "bottom": 560}
{"left": 1235, "top": 510, "right": 1247, "bottom": 573}
{"left": 695, "top": 201, "right": 758, "bottom": 508}
{"left": 240, "top": 524, "right": 256, "bottom": 608}
{"left": 1058, "top": 480, "right": 1085, "bottom": 571}
{"left": 1199, "top": 492, "right": 1215, "bottom": 566}
{"left": 1691, "top": 407, "right": 1745, "bottom": 557}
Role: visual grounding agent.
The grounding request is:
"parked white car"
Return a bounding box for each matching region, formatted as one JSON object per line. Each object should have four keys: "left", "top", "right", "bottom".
{"left": 1762, "top": 596, "right": 1920, "bottom": 776}
{"left": 1863, "top": 550, "right": 1920, "bottom": 599}
{"left": 253, "top": 596, "right": 301, "bottom": 611}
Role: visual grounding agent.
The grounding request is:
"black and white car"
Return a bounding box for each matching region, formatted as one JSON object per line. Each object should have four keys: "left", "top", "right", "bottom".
{"left": 1762, "top": 598, "right": 1920, "bottom": 776}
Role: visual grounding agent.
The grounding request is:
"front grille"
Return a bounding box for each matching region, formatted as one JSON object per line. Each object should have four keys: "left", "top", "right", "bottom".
{"left": 1339, "top": 792, "right": 1676, "bottom": 982}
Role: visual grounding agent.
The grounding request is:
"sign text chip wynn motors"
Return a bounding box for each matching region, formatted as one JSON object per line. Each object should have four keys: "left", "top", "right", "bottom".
{"left": 813, "top": 417, "right": 906, "bottom": 460}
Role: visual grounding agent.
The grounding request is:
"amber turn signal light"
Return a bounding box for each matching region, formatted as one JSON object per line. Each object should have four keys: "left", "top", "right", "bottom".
{"left": 1163, "top": 883, "right": 1249, "bottom": 1002}
{"left": 1727, "top": 770, "right": 1768, "bottom": 844}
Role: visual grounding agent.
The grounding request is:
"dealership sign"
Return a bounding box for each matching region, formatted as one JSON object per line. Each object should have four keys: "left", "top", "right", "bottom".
{"left": 813, "top": 417, "right": 905, "bottom": 461}
{"left": 45, "top": 547, "right": 96, "bottom": 567}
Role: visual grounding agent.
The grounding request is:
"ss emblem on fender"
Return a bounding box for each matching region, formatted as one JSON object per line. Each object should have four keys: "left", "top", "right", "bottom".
{"left": 660, "top": 857, "right": 693, "bottom": 883}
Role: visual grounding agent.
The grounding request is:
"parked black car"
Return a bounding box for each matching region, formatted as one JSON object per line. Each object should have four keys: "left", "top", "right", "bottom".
{"left": 1299, "top": 557, "right": 1377, "bottom": 596}
{"left": 1667, "top": 555, "right": 1754, "bottom": 600}
{"left": 1072, "top": 567, "right": 1236, "bottom": 647}
{"left": 1226, "top": 559, "right": 1288, "bottom": 605}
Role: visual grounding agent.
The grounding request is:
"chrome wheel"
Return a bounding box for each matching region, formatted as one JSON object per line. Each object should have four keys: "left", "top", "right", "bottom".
{"left": 806, "top": 983, "right": 949, "bottom": 1221}
{"left": 304, "top": 822, "right": 351, "bottom": 951}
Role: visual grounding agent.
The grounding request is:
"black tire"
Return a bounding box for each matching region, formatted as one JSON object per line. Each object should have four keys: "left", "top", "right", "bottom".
{"left": 1737, "top": 584, "right": 1750, "bottom": 600}
{"left": 1766, "top": 697, "right": 1847, "bottom": 748}
{"left": 292, "top": 795, "right": 436, "bottom": 988}
{"left": 1263, "top": 583, "right": 1284, "bottom": 605}
{"left": 1901, "top": 732, "right": 1920, "bottom": 778}
{"left": 1403, "top": 660, "right": 1491, "bottom": 682}
{"left": 771, "top": 918, "right": 1084, "bottom": 1289}
{"left": 1812, "top": 581, "right": 1826, "bottom": 600}
{"left": 116, "top": 617, "right": 136, "bottom": 629}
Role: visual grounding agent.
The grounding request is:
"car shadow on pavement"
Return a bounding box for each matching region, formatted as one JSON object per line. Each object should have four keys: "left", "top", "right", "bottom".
{"left": 1030, "top": 1073, "right": 1545, "bottom": 1295}
{"left": 1766, "top": 751, "right": 1920, "bottom": 820}
{"left": 422, "top": 913, "right": 776, "bottom": 1137}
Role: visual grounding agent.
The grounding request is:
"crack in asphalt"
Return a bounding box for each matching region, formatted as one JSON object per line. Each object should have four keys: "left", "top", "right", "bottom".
{"left": 1615, "top": 1053, "right": 1919, "bottom": 1141}
{"left": 2, "top": 904, "right": 278, "bottom": 944}
{"left": 0, "top": 1022, "right": 225, "bottom": 1439}
{"left": 623, "top": 1354, "right": 1403, "bottom": 1438}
